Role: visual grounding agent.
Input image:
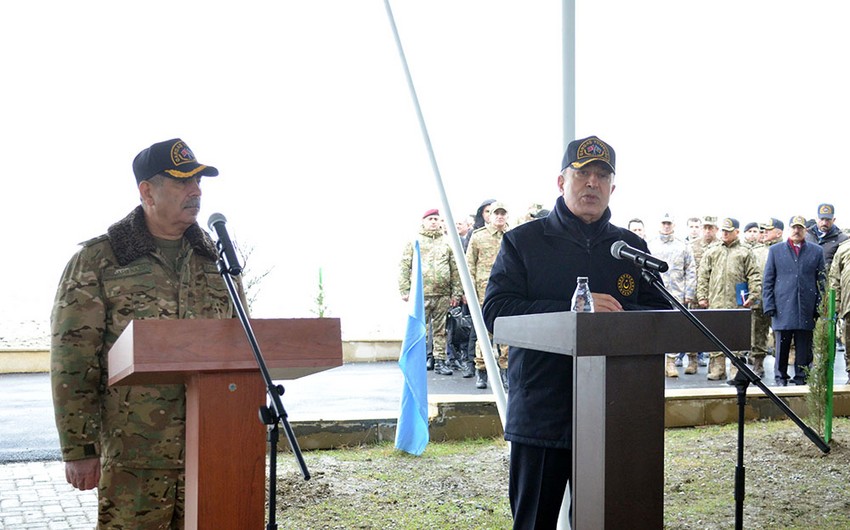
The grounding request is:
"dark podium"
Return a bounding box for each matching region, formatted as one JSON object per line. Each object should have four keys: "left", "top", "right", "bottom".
{"left": 107, "top": 318, "right": 343, "bottom": 530}
{"left": 493, "top": 309, "right": 750, "bottom": 529}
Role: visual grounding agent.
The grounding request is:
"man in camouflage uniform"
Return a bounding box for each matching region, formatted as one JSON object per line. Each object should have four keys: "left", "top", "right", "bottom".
{"left": 697, "top": 218, "right": 762, "bottom": 382}
{"left": 647, "top": 214, "right": 696, "bottom": 376}
{"left": 829, "top": 237, "right": 850, "bottom": 384}
{"left": 747, "top": 218, "right": 784, "bottom": 377}
{"left": 399, "top": 209, "right": 463, "bottom": 376}
{"left": 742, "top": 222, "right": 761, "bottom": 247}
{"left": 51, "top": 138, "right": 246, "bottom": 529}
{"left": 680, "top": 215, "right": 719, "bottom": 368}
{"left": 466, "top": 201, "right": 510, "bottom": 389}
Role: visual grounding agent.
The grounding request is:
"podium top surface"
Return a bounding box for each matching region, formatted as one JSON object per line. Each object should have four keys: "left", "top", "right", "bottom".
{"left": 108, "top": 318, "right": 343, "bottom": 386}
{"left": 493, "top": 309, "right": 751, "bottom": 356}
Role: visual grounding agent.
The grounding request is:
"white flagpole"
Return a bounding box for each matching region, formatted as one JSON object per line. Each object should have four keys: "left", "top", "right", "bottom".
{"left": 383, "top": 0, "right": 507, "bottom": 427}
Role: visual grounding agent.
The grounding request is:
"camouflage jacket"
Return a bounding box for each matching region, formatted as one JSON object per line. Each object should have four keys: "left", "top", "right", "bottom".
{"left": 50, "top": 206, "right": 245, "bottom": 468}
{"left": 828, "top": 240, "right": 850, "bottom": 318}
{"left": 696, "top": 239, "right": 762, "bottom": 308}
{"left": 466, "top": 224, "right": 507, "bottom": 303}
{"left": 647, "top": 234, "right": 695, "bottom": 303}
{"left": 398, "top": 227, "right": 461, "bottom": 299}
{"left": 749, "top": 239, "right": 779, "bottom": 308}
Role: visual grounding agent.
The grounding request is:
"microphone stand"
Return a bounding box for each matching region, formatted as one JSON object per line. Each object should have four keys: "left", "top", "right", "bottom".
{"left": 639, "top": 268, "right": 829, "bottom": 530}
{"left": 215, "top": 255, "right": 310, "bottom": 530}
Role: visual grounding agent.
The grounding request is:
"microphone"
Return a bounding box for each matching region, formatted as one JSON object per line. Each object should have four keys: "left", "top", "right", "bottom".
{"left": 610, "top": 240, "right": 669, "bottom": 273}
{"left": 207, "top": 213, "right": 243, "bottom": 275}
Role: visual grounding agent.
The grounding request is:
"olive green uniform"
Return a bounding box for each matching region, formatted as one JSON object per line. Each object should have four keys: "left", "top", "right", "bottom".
{"left": 696, "top": 239, "right": 762, "bottom": 379}
{"left": 466, "top": 224, "right": 509, "bottom": 370}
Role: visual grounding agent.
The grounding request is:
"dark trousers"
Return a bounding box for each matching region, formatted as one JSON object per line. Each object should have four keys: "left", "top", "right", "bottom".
{"left": 774, "top": 329, "right": 813, "bottom": 383}
{"left": 509, "top": 443, "right": 571, "bottom": 530}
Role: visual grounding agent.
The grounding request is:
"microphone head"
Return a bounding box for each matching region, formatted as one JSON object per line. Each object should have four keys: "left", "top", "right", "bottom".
{"left": 207, "top": 212, "right": 227, "bottom": 230}
{"left": 610, "top": 240, "right": 627, "bottom": 260}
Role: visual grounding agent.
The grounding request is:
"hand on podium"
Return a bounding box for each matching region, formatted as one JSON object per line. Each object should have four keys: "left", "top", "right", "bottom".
{"left": 591, "top": 292, "right": 624, "bottom": 312}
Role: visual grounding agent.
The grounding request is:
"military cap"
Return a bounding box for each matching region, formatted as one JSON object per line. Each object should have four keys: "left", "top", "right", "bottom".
{"left": 720, "top": 218, "right": 740, "bottom": 231}
{"left": 789, "top": 215, "right": 807, "bottom": 228}
{"left": 660, "top": 213, "right": 674, "bottom": 223}
{"left": 133, "top": 138, "right": 218, "bottom": 185}
{"left": 744, "top": 222, "right": 759, "bottom": 232}
{"left": 818, "top": 203, "right": 835, "bottom": 219}
{"left": 422, "top": 208, "right": 440, "bottom": 219}
{"left": 490, "top": 201, "right": 508, "bottom": 214}
{"left": 760, "top": 217, "right": 784, "bottom": 231}
{"left": 561, "top": 135, "right": 615, "bottom": 173}
{"left": 701, "top": 216, "right": 718, "bottom": 227}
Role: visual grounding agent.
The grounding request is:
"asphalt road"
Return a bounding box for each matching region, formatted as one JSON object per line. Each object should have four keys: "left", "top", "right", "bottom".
{"left": 3, "top": 352, "right": 847, "bottom": 464}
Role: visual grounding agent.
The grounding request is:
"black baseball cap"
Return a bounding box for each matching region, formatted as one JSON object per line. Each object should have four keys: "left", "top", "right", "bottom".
{"left": 132, "top": 138, "right": 219, "bottom": 184}
{"left": 561, "top": 135, "right": 616, "bottom": 173}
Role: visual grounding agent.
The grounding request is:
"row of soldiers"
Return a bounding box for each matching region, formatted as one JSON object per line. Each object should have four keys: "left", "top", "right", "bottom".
{"left": 398, "top": 200, "right": 527, "bottom": 391}
{"left": 638, "top": 203, "right": 849, "bottom": 384}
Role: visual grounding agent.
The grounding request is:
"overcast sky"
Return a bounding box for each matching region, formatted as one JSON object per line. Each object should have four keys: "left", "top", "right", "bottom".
{"left": 3, "top": 1, "right": 848, "bottom": 338}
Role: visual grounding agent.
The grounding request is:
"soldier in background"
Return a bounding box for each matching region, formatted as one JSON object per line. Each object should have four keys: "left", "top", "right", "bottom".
{"left": 806, "top": 203, "right": 849, "bottom": 270}
{"left": 685, "top": 217, "right": 702, "bottom": 243}
{"left": 828, "top": 239, "right": 850, "bottom": 384}
{"left": 647, "top": 214, "right": 696, "bottom": 376}
{"left": 467, "top": 201, "right": 510, "bottom": 389}
{"left": 697, "top": 218, "right": 762, "bottom": 382}
{"left": 742, "top": 222, "right": 761, "bottom": 247}
{"left": 628, "top": 218, "right": 645, "bottom": 239}
{"left": 399, "top": 209, "right": 463, "bottom": 376}
{"left": 679, "top": 216, "right": 720, "bottom": 368}
{"left": 50, "top": 138, "right": 245, "bottom": 528}
{"left": 747, "top": 218, "right": 785, "bottom": 377}
{"left": 455, "top": 214, "right": 474, "bottom": 251}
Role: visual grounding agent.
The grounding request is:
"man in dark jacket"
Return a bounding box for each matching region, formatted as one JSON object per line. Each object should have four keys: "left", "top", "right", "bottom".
{"left": 763, "top": 215, "right": 826, "bottom": 385}
{"left": 482, "top": 135, "right": 670, "bottom": 529}
{"left": 805, "top": 203, "right": 848, "bottom": 269}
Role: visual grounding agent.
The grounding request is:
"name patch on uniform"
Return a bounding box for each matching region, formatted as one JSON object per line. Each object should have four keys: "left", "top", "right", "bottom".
{"left": 104, "top": 264, "right": 153, "bottom": 280}
{"left": 617, "top": 273, "right": 635, "bottom": 297}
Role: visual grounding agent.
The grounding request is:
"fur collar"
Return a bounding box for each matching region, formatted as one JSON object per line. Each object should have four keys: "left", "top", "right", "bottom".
{"left": 106, "top": 205, "right": 218, "bottom": 266}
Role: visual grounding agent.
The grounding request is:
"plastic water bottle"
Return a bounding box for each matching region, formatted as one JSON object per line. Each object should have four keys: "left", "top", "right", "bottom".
{"left": 571, "top": 276, "right": 594, "bottom": 312}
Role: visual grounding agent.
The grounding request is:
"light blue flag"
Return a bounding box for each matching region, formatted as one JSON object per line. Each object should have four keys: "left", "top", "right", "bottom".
{"left": 395, "top": 240, "right": 429, "bottom": 455}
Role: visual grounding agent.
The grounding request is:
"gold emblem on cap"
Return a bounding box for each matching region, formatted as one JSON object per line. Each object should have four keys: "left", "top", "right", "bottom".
{"left": 819, "top": 204, "right": 833, "bottom": 215}
{"left": 170, "top": 140, "right": 197, "bottom": 166}
{"left": 572, "top": 138, "right": 611, "bottom": 167}
{"left": 617, "top": 273, "right": 635, "bottom": 297}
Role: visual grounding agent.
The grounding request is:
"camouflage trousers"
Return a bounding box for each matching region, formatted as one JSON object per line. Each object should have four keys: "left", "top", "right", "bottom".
{"left": 98, "top": 463, "right": 184, "bottom": 529}
{"left": 474, "top": 333, "right": 509, "bottom": 371}
{"left": 424, "top": 295, "right": 451, "bottom": 361}
{"left": 750, "top": 306, "right": 771, "bottom": 358}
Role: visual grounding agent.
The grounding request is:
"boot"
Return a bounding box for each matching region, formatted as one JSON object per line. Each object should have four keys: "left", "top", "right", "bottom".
{"left": 475, "top": 369, "right": 488, "bottom": 389}
{"left": 461, "top": 361, "right": 475, "bottom": 378}
{"left": 684, "top": 353, "right": 698, "bottom": 375}
{"left": 434, "top": 359, "right": 453, "bottom": 376}
{"left": 500, "top": 368, "right": 509, "bottom": 391}
{"left": 665, "top": 356, "right": 679, "bottom": 378}
{"left": 706, "top": 355, "right": 726, "bottom": 380}
{"left": 425, "top": 354, "right": 434, "bottom": 371}
{"left": 752, "top": 356, "right": 765, "bottom": 378}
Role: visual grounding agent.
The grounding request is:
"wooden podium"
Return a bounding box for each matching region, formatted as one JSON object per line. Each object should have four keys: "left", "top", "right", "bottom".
{"left": 108, "top": 318, "right": 343, "bottom": 530}
{"left": 493, "top": 309, "right": 750, "bottom": 529}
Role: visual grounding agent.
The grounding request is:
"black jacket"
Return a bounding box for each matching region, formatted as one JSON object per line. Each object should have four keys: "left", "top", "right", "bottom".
{"left": 483, "top": 196, "right": 670, "bottom": 448}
